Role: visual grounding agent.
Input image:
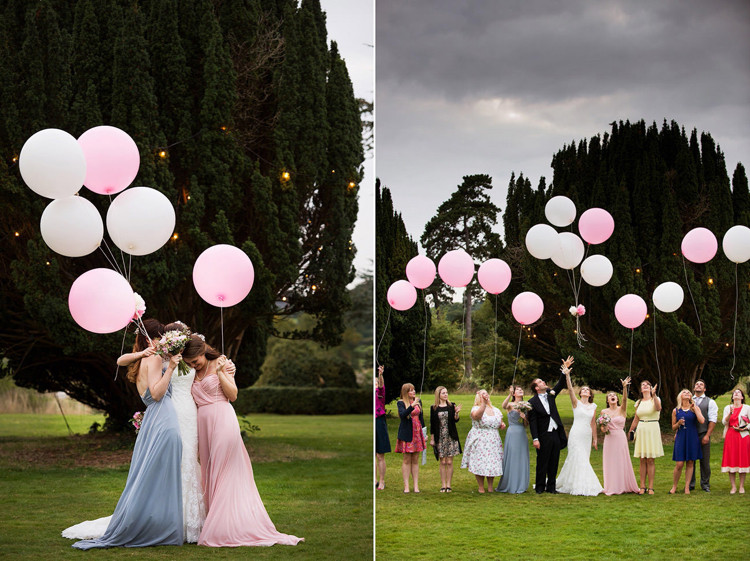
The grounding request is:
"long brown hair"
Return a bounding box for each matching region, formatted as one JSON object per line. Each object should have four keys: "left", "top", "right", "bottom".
{"left": 182, "top": 334, "right": 222, "bottom": 362}
{"left": 399, "top": 383, "right": 416, "bottom": 404}
{"left": 126, "top": 319, "right": 165, "bottom": 383}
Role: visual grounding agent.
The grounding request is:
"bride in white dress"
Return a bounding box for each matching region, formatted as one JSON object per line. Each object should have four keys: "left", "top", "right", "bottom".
{"left": 62, "top": 329, "right": 232, "bottom": 543}
{"left": 555, "top": 359, "right": 603, "bottom": 496}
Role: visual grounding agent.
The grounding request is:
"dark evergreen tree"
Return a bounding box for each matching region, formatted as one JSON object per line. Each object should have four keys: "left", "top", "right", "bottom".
{"left": 420, "top": 174, "right": 502, "bottom": 381}
{"left": 376, "top": 180, "right": 430, "bottom": 402}
{"left": 499, "top": 120, "right": 748, "bottom": 413}
{"left": 0, "top": 0, "right": 365, "bottom": 429}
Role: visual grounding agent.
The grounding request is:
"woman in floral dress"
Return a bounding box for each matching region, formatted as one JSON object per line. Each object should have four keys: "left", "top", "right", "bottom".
{"left": 395, "top": 383, "right": 426, "bottom": 493}
{"left": 461, "top": 390, "right": 505, "bottom": 493}
{"left": 429, "top": 386, "right": 462, "bottom": 492}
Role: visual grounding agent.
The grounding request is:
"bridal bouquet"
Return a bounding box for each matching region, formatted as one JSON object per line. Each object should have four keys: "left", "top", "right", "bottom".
{"left": 596, "top": 412, "right": 611, "bottom": 433}
{"left": 511, "top": 401, "right": 533, "bottom": 413}
{"left": 130, "top": 411, "right": 144, "bottom": 434}
{"left": 155, "top": 329, "right": 191, "bottom": 375}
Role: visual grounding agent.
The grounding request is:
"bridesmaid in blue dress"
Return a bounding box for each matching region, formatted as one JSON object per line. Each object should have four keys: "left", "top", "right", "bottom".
{"left": 73, "top": 320, "right": 183, "bottom": 549}
{"left": 496, "top": 385, "right": 530, "bottom": 494}
{"left": 669, "top": 389, "right": 705, "bottom": 495}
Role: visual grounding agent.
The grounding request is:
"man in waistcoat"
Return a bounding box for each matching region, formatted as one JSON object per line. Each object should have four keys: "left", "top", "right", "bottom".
{"left": 690, "top": 379, "right": 718, "bottom": 492}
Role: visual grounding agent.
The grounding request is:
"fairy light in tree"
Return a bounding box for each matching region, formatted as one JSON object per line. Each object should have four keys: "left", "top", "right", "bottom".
{"left": 158, "top": 150, "right": 167, "bottom": 159}
{"left": 11, "top": 155, "right": 18, "bottom": 163}
{"left": 281, "top": 296, "right": 287, "bottom": 302}
{"left": 220, "top": 125, "right": 227, "bottom": 132}
{"left": 635, "top": 268, "right": 641, "bottom": 274}
{"left": 707, "top": 278, "right": 714, "bottom": 285}
{"left": 615, "top": 344, "right": 622, "bottom": 349}
{"left": 348, "top": 181, "right": 356, "bottom": 191}
{"left": 331, "top": 169, "right": 336, "bottom": 174}
{"left": 280, "top": 170, "right": 291, "bottom": 183}
{"left": 726, "top": 343, "right": 730, "bottom": 347}
{"left": 311, "top": 284, "right": 317, "bottom": 293}
{"left": 172, "top": 233, "right": 179, "bottom": 241}
{"left": 45, "top": 261, "right": 50, "bottom": 266}
{"left": 14, "top": 231, "right": 20, "bottom": 237}
{"left": 645, "top": 314, "right": 650, "bottom": 319}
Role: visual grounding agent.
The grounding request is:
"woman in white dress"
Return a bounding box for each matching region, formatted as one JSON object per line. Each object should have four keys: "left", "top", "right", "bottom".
{"left": 62, "top": 321, "right": 233, "bottom": 543}
{"left": 555, "top": 357, "right": 603, "bottom": 496}
{"left": 461, "top": 390, "right": 505, "bottom": 493}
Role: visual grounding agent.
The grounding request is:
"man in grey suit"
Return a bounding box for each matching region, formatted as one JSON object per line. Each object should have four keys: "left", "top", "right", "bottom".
{"left": 690, "top": 379, "right": 718, "bottom": 492}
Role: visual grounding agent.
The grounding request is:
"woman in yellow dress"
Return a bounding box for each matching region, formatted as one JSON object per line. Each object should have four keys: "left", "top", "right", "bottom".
{"left": 628, "top": 380, "right": 664, "bottom": 494}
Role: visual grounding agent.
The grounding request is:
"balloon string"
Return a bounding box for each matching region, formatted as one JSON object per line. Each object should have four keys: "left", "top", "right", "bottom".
{"left": 510, "top": 325, "right": 523, "bottom": 387}
{"left": 127, "top": 253, "right": 132, "bottom": 284}
{"left": 99, "top": 240, "right": 125, "bottom": 278}
{"left": 628, "top": 328, "right": 634, "bottom": 379}
{"left": 375, "top": 306, "right": 392, "bottom": 367}
{"left": 682, "top": 255, "right": 702, "bottom": 336}
{"left": 220, "top": 306, "right": 225, "bottom": 355}
{"left": 461, "top": 296, "right": 466, "bottom": 383}
{"left": 490, "top": 294, "right": 498, "bottom": 394}
{"left": 652, "top": 305, "right": 662, "bottom": 392}
{"left": 419, "top": 290, "right": 428, "bottom": 399}
{"left": 729, "top": 262, "right": 738, "bottom": 380}
{"left": 115, "top": 325, "right": 129, "bottom": 381}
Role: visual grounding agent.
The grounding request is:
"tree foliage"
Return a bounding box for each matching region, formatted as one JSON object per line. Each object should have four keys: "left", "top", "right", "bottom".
{"left": 499, "top": 120, "right": 748, "bottom": 413}
{"left": 0, "top": 0, "right": 363, "bottom": 429}
{"left": 375, "top": 180, "right": 430, "bottom": 402}
{"left": 420, "top": 174, "right": 503, "bottom": 380}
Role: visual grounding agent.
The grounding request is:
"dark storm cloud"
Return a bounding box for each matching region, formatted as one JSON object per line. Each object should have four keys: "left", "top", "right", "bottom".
{"left": 377, "top": 0, "right": 750, "bottom": 106}
{"left": 376, "top": 0, "right": 750, "bottom": 239}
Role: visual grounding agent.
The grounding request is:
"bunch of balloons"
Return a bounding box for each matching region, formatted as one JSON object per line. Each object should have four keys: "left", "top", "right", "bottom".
{"left": 20, "top": 127, "right": 255, "bottom": 335}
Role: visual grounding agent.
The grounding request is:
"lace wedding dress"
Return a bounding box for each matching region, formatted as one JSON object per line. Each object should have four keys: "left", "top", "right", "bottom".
{"left": 556, "top": 400, "right": 603, "bottom": 496}
{"left": 62, "top": 367, "right": 206, "bottom": 543}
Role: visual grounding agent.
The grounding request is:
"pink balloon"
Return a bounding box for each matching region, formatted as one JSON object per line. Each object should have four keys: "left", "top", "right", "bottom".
{"left": 387, "top": 280, "right": 417, "bottom": 311}
{"left": 405, "top": 255, "right": 436, "bottom": 289}
{"left": 78, "top": 126, "right": 140, "bottom": 195}
{"left": 511, "top": 292, "right": 544, "bottom": 325}
{"left": 614, "top": 294, "right": 648, "bottom": 329}
{"left": 478, "top": 259, "right": 512, "bottom": 294}
{"left": 68, "top": 268, "right": 135, "bottom": 333}
{"left": 681, "top": 227, "right": 717, "bottom": 264}
{"left": 437, "top": 249, "right": 475, "bottom": 287}
{"left": 193, "top": 244, "right": 254, "bottom": 307}
{"left": 578, "top": 208, "right": 614, "bottom": 245}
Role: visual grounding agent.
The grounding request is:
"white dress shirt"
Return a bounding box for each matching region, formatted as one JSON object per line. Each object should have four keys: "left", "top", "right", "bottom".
{"left": 692, "top": 394, "right": 718, "bottom": 424}
{"left": 540, "top": 393, "right": 558, "bottom": 431}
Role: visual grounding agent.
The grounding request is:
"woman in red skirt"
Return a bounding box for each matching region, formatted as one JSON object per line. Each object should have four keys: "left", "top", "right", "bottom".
{"left": 395, "top": 383, "right": 425, "bottom": 493}
{"left": 721, "top": 388, "right": 750, "bottom": 494}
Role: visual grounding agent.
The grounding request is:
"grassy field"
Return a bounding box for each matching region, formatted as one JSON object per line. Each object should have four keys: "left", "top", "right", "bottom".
{"left": 376, "top": 390, "right": 747, "bottom": 561}
{"left": 0, "top": 412, "right": 372, "bottom": 560}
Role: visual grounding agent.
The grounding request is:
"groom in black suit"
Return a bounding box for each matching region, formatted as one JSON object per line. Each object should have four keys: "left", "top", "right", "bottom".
{"left": 528, "top": 357, "right": 572, "bottom": 493}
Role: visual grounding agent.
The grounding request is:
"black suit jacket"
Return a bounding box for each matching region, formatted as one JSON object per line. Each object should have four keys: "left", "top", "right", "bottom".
{"left": 528, "top": 372, "right": 568, "bottom": 449}
{"left": 396, "top": 399, "right": 425, "bottom": 442}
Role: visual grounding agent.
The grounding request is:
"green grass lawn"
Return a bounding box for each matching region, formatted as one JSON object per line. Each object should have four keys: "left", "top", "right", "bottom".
{"left": 377, "top": 391, "right": 747, "bottom": 561}
{"left": 0, "top": 413, "right": 372, "bottom": 560}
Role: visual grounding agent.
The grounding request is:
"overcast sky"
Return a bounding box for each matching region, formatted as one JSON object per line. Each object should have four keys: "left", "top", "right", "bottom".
{"left": 376, "top": 0, "right": 750, "bottom": 244}
{"left": 320, "top": 0, "right": 374, "bottom": 279}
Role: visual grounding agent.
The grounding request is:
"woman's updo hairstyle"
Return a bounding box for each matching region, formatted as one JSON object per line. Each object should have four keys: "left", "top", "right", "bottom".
{"left": 126, "top": 318, "right": 165, "bottom": 383}
{"left": 182, "top": 333, "right": 222, "bottom": 362}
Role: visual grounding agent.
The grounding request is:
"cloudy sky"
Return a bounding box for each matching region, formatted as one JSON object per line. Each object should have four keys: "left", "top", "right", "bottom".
{"left": 376, "top": 0, "right": 750, "bottom": 243}
{"left": 320, "top": 0, "right": 374, "bottom": 278}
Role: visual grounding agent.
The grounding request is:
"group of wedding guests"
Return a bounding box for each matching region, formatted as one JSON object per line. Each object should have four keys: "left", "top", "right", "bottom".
{"left": 62, "top": 318, "right": 303, "bottom": 549}
{"left": 376, "top": 360, "right": 750, "bottom": 495}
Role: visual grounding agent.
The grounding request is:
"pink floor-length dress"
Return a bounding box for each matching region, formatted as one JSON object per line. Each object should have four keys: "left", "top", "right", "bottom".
{"left": 602, "top": 414, "right": 640, "bottom": 495}
{"left": 191, "top": 372, "right": 304, "bottom": 547}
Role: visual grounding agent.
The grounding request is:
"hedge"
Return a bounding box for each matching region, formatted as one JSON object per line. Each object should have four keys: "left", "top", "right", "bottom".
{"left": 234, "top": 386, "right": 372, "bottom": 415}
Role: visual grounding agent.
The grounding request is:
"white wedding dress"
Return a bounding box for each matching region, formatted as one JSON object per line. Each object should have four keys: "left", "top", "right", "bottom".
{"left": 62, "top": 367, "right": 206, "bottom": 542}
{"left": 556, "top": 400, "right": 603, "bottom": 496}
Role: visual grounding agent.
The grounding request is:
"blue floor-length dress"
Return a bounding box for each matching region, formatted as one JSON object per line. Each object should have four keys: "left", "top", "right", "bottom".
{"left": 73, "top": 384, "right": 183, "bottom": 549}
{"left": 496, "top": 409, "right": 530, "bottom": 493}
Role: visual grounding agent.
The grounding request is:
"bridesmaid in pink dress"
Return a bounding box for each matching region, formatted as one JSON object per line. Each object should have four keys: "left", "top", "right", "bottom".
{"left": 600, "top": 377, "right": 640, "bottom": 495}
{"left": 183, "top": 335, "right": 303, "bottom": 547}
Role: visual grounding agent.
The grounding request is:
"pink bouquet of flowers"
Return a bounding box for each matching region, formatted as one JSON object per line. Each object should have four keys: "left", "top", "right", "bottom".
{"left": 155, "top": 328, "right": 191, "bottom": 375}
{"left": 596, "top": 412, "right": 611, "bottom": 433}
{"left": 130, "top": 411, "right": 144, "bottom": 434}
{"left": 511, "top": 401, "right": 533, "bottom": 413}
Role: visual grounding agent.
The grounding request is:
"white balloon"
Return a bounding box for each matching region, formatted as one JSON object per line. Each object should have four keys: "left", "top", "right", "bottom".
{"left": 106, "top": 187, "right": 175, "bottom": 256}
{"left": 19, "top": 129, "right": 87, "bottom": 199}
{"left": 580, "top": 254, "right": 613, "bottom": 287}
{"left": 652, "top": 281, "right": 684, "bottom": 313}
{"left": 722, "top": 225, "right": 750, "bottom": 264}
{"left": 525, "top": 224, "right": 559, "bottom": 260}
{"left": 40, "top": 195, "right": 103, "bottom": 257}
{"left": 545, "top": 195, "right": 577, "bottom": 227}
{"left": 551, "top": 232, "right": 585, "bottom": 270}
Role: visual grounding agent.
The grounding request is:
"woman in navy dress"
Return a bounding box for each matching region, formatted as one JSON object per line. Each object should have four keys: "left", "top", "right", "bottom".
{"left": 669, "top": 389, "right": 705, "bottom": 495}
{"left": 73, "top": 319, "right": 184, "bottom": 549}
